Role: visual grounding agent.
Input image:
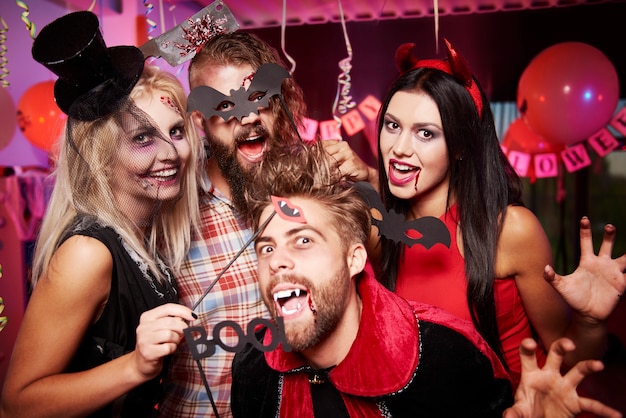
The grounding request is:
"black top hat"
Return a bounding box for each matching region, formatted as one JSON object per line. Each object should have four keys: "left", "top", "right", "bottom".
{"left": 32, "top": 11, "right": 145, "bottom": 121}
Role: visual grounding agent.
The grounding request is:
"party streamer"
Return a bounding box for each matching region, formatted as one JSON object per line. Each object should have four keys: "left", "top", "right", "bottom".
{"left": 143, "top": 0, "right": 157, "bottom": 40}
{"left": 0, "top": 297, "right": 6, "bottom": 332}
{"left": 280, "top": 0, "right": 296, "bottom": 75}
{"left": 169, "top": 1, "right": 184, "bottom": 76}
{"left": 331, "top": 0, "right": 356, "bottom": 134}
{"left": 434, "top": 0, "right": 439, "bottom": 54}
{"left": 0, "top": 17, "right": 9, "bottom": 87}
{"left": 159, "top": 0, "right": 165, "bottom": 35}
{"left": 15, "top": 0, "right": 36, "bottom": 39}
{"left": 169, "top": 2, "right": 177, "bottom": 26}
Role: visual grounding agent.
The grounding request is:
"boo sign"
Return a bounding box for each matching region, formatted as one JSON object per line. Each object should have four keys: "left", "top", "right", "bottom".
{"left": 184, "top": 317, "right": 292, "bottom": 360}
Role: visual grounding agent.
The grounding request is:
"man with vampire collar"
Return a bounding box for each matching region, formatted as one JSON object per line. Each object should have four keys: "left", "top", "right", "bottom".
{"left": 230, "top": 140, "right": 622, "bottom": 418}
{"left": 161, "top": 25, "right": 378, "bottom": 416}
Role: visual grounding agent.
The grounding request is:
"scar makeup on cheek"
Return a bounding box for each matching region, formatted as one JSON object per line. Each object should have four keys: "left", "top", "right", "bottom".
{"left": 160, "top": 96, "right": 181, "bottom": 115}
{"left": 242, "top": 72, "right": 255, "bottom": 87}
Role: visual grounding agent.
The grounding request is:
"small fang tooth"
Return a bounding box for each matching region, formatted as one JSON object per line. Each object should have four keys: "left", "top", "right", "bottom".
{"left": 294, "top": 289, "right": 301, "bottom": 297}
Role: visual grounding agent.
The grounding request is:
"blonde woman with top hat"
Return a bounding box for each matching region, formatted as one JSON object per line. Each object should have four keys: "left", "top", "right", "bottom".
{"left": 0, "top": 11, "right": 203, "bottom": 417}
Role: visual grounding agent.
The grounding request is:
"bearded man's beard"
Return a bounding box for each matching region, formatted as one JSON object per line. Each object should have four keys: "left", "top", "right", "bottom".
{"left": 264, "top": 263, "right": 351, "bottom": 352}
{"left": 206, "top": 138, "right": 256, "bottom": 216}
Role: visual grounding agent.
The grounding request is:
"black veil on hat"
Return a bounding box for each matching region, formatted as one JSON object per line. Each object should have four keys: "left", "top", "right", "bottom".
{"left": 32, "top": 10, "right": 144, "bottom": 121}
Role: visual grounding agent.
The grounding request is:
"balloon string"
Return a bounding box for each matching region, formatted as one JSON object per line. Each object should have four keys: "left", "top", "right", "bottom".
{"left": 331, "top": 0, "right": 356, "bottom": 137}
{"left": 15, "top": 0, "right": 36, "bottom": 39}
{"left": 143, "top": 0, "right": 157, "bottom": 40}
{"left": 0, "top": 17, "right": 9, "bottom": 87}
{"left": 280, "top": 0, "right": 296, "bottom": 75}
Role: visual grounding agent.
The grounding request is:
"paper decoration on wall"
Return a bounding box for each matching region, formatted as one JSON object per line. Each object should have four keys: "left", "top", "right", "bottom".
{"left": 502, "top": 107, "right": 624, "bottom": 181}
{"left": 304, "top": 94, "right": 381, "bottom": 142}
{"left": 301, "top": 92, "right": 620, "bottom": 182}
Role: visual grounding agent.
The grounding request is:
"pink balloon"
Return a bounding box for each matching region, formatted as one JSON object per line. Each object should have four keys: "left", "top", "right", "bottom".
{"left": 517, "top": 42, "right": 619, "bottom": 146}
{"left": 0, "top": 87, "right": 17, "bottom": 150}
{"left": 502, "top": 118, "right": 564, "bottom": 154}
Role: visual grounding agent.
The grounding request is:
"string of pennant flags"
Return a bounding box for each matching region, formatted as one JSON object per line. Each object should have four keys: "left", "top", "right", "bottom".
{"left": 300, "top": 94, "right": 625, "bottom": 181}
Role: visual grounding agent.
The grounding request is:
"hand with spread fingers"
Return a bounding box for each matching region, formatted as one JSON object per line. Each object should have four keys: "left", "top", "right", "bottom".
{"left": 544, "top": 217, "right": 626, "bottom": 323}
{"left": 503, "top": 338, "right": 622, "bottom": 418}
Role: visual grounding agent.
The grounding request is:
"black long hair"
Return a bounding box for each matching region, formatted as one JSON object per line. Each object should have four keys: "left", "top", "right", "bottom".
{"left": 376, "top": 68, "right": 524, "bottom": 366}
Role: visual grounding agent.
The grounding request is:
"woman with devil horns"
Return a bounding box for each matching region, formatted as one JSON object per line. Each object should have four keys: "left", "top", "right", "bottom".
{"left": 353, "top": 39, "right": 626, "bottom": 388}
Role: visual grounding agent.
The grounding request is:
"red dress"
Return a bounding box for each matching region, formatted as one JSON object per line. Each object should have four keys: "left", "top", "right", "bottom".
{"left": 394, "top": 204, "right": 546, "bottom": 387}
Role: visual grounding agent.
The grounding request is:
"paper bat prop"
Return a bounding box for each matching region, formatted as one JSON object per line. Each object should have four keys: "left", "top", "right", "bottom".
{"left": 187, "top": 63, "right": 290, "bottom": 121}
{"left": 139, "top": 0, "right": 239, "bottom": 66}
{"left": 354, "top": 181, "right": 451, "bottom": 249}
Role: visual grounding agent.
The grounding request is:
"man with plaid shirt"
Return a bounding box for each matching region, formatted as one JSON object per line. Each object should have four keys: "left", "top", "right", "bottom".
{"left": 158, "top": 31, "right": 308, "bottom": 418}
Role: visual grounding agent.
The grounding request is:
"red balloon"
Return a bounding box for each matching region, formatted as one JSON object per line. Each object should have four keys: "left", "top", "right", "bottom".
{"left": 17, "top": 81, "right": 67, "bottom": 152}
{"left": 502, "top": 118, "right": 564, "bottom": 154}
{"left": 517, "top": 42, "right": 619, "bottom": 146}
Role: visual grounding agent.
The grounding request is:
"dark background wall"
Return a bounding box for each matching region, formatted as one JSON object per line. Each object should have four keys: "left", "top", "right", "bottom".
{"left": 250, "top": 1, "right": 626, "bottom": 121}
{"left": 250, "top": 0, "right": 626, "bottom": 276}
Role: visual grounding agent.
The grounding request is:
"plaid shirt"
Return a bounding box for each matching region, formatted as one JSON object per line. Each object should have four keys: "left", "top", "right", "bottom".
{"left": 160, "top": 184, "right": 270, "bottom": 417}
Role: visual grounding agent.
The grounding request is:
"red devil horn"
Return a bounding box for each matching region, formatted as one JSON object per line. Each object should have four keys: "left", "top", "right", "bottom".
{"left": 443, "top": 38, "right": 483, "bottom": 118}
{"left": 395, "top": 43, "right": 419, "bottom": 73}
{"left": 443, "top": 38, "right": 472, "bottom": 88}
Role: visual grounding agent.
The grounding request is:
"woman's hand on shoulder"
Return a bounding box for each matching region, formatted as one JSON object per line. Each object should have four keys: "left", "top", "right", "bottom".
{"left": 132, "top": 303, "right": 196, "bottom": 380}
{"left": 322, "top": 139, "right": 378, "bottom": 187}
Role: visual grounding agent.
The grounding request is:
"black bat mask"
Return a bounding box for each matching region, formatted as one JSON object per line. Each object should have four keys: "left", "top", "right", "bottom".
{"left": 355, "top": 181, "right": 451, "bottom": 249}
{"left": 187, "top": 63, "right": 290, "bottom": 122}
